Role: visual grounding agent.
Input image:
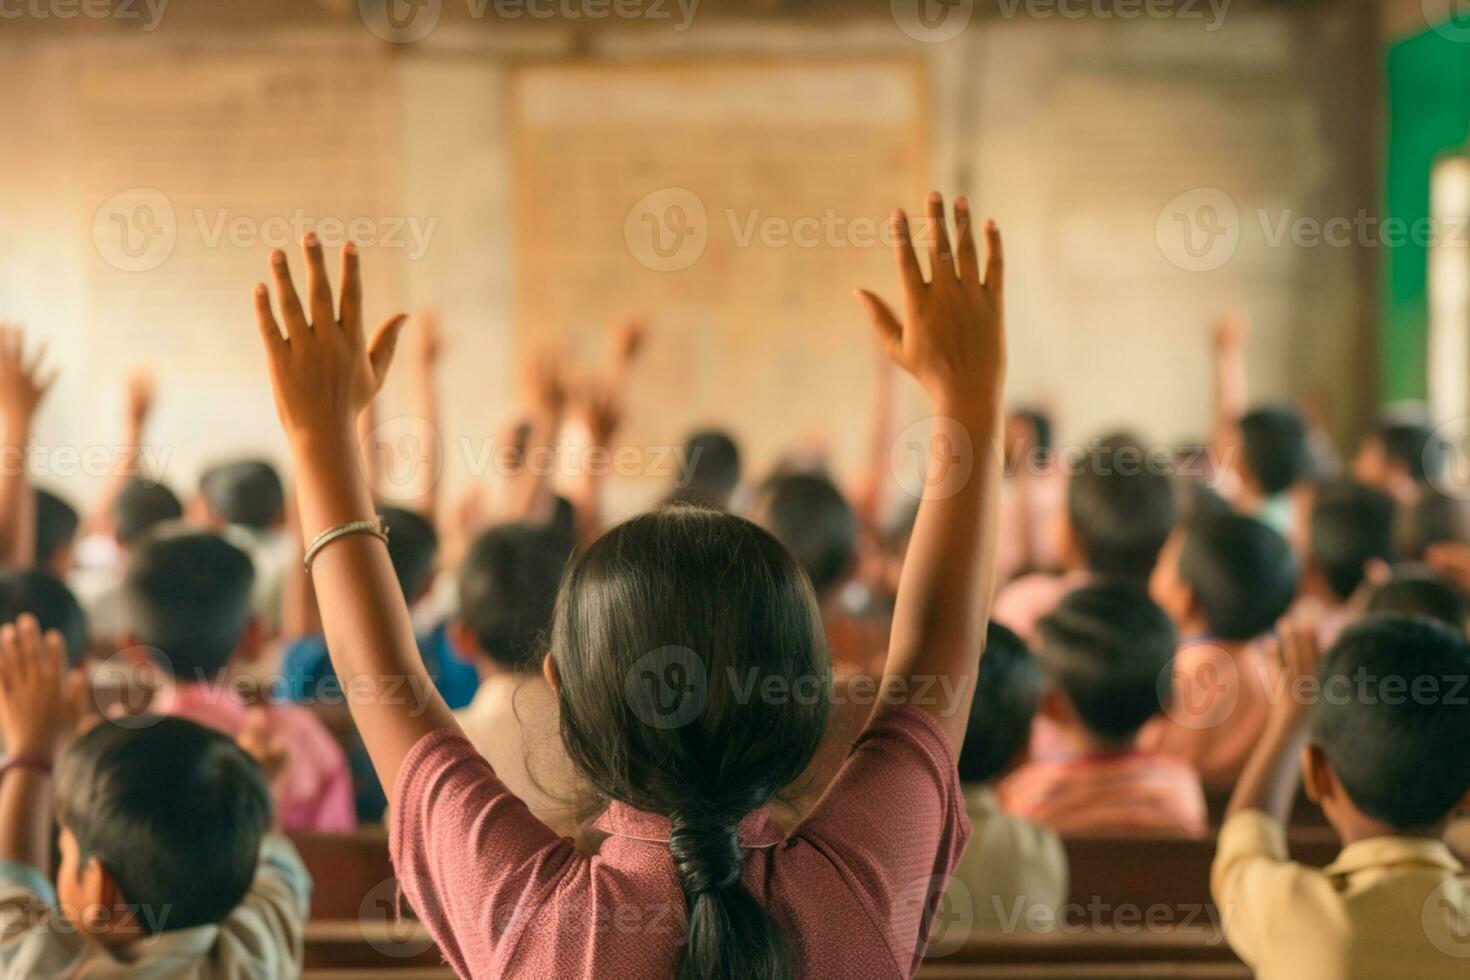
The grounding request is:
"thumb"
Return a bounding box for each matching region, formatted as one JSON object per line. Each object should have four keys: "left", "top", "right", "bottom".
{"left": 854, "top": 289, "right": 902, "bottom": 358}
{"left": 368, "top": 314, "right": 409, "bottom": 386}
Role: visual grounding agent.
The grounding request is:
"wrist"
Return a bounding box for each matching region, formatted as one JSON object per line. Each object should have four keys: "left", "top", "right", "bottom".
{"left": 2, "top": 418, "right": 31, "bottom": 448}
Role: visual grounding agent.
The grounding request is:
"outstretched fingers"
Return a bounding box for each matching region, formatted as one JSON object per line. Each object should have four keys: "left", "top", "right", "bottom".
{"left": 254, "top": 283, "right": 286, "bottom": 355}
{"left": 982, "top": 218, "right": 1004, "bottom": 296}
{"left": 302, "top": 234, "right": 338, "bottom": 332}
{"left": 854, "top": 289, "right": 903, "bottom": 360}
{"left": 269, "top": 250, "right": 310, "bottom": 343}
{"left": 891, "top": 210, "right": 925, "bottom": 300}
{"left": 339, "top": 241, "right": 363, "bottom": 340}
{"left": 954, "top": 197, "right": 979, "bottom": 283}
{"left": 925, "top": 192, "right": 956, "bottom": 282}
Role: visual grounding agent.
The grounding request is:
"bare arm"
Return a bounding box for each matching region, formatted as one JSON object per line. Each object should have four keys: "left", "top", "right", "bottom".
{"left": 252, "top": 236, "right": 458, "bottom": 801}
{"left": 508, "top": 346, "right": 566, "bottom": 524}
{"left": 0, "top": 328, "right": 55, "bottom": 569}
{"left": 1212, "top": 310, "right": 1248, "bottom": 476}
{"left": 567, "top": 319, "right": 643, "bottom": 546}
{"left": 0, "top": 616, "right": 74, "bottom": 870}
{"left": 854, "top": 194, "right": 1006, "bottom": 750}
{"left": 852, "top": 338, "right": 898, "bottom": 530}
{"left": 1226, "top": 619, "right": 1318, "bottom": 822}
{"left": 81, "top": 371, "right": 153, "bottom": 538}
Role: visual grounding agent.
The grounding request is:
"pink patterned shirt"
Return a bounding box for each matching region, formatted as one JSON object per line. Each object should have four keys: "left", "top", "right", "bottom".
{"left": 390, "top": 705, "right": 970, "bottom": 978}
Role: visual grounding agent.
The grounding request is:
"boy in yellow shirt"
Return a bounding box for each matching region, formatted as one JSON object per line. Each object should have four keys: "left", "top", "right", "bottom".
{"left": 1214, "top": 615, "right": 1470, "bottom": 978}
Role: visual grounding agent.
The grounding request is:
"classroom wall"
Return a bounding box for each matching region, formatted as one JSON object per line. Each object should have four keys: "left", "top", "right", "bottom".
{"left": 0, "top": 3, "right": 1379, "bottom": 516}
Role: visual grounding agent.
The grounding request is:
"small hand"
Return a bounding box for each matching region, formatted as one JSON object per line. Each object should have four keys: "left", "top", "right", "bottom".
{"left": 1213, "top": 309, "right": 1248, "bottom": 355}
{"left": 1273, "top": 617, "right": 1323, "bottom": 720}
{"left": 0, "top": 326, "right": 57, "bottom": 435}
{"left": 608, "top": 316, "right": 647, "bottom": 373}
{"left": 577, "top": 373, "right": 625, "bottom": 448}
{"left": 520, "top": 343, "right": 568, "bottom": 419}
{"left": 0, "top": 615, "right": 74, "bottom": 758}
{"left": 125, "top": 370, "right": 155, "bottom": 437}
{"left": 413, "top": 308, "right": 444, "bottom": 373}
{"left": 854, "top": 193, "right": 1004, "bottom": 415}
{"left": 252, "top": 236, "right": 408, "bottom": 442}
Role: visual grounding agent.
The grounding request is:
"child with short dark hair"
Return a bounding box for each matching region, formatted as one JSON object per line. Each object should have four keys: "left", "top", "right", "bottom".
{"left": 1296, "top": 479, "right": 1397, "bottom": 647}
{"left": 1215, "top": 616, "right": 1470, "bottom": 977}
{"left": 197, "top": 459, "right": 293, "bottom": 631}
{"left": 992, "top": 431, "right": 1177, "bottom": 643}
{"left": 0, "top": 569, "right": 88, "bottom": 667}
{"left": 999, "top": 583, "right": 1207, "bottom": 836}
{"left": 0, "top": 615, "right": 309, "bottom": 976}
{"left": 449, "top": 521, "right": 579, "bottom": 835}
{"left": 949, "top": 622, "right": 1067, "bottom": 930}
{"left": 126, "top": 529, "right": 355, "bottom": 832}
{"left": 1143, "top": 513, "right": 1298, "bottom": 789}
{"left": 1367, "top": 567, "right": 1467, "bottom": 633}
{"left": 668, "top": 428, "right": 742, "bottom": 510}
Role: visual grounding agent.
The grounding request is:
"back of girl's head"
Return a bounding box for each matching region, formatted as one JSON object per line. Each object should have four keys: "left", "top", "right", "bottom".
{"left": 551, "top": 505, "right": 827, "bottom": 980}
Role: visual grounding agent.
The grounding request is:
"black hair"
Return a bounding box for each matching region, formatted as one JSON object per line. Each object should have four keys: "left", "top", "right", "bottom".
{"left": 458, "top": 522, "right": 574, "bottom": 672}
{"left": 1239, "top": 405, "right": 1309, "bottom": 495}
{"left": 1012, "top": 407, "right": 1053, "bottom": 461}
{"left": 1401, "top": 490, "right": 1469, "bottom": 561}
{"left": 674, "top": 430, "right": 742, "bottom": 510}
{"left": 1310, "top": 480, "right": 1396, "bottom": 601}
{"left": 124, "top": 531, "right": 255, "bottom": 681}
{"left": 958, "top": 622, "right": 1043, "bottom": 784}
{"left": 0, "top": 570, "right": 88, "bottom": 667}
{"left": 35, "top": 488, "right": 79, "bottom": 568}
{"left": 749, "top": 473, "right": 857, "bottom": 597}
{"left": 378, "top": 506, "right": 439, "bottom": 601}
{"left": 198, "top": 459, "right": 284, "bottom": 529}
{"left": 115, "top": 480, "right": 183, "bottom": 548}
{"left": 1372, "top": 418, "right": 1441, "bottom": 482}
{"left": 1067, "top": 433, "right": 1177, "bottom": 584}
{"left": 552, "top": 507, "right": 827, "bottom": 980}
{"left": 1180, "top": 514, "right": 1298, "bottom": 641}
{"left": 1367, "top": 568, "right": 1467, "bottom": 633}
{"left": 55, "top": 716, "right": 271, "bottom": 934}
{"left": 1037, "top": 583, "right": 1177, "bottom": 743}
{"left": 1175, "top": 481, "right": 1233, "bottom": 527}
{"left": 1310, "top": 616, "right": 1470, "bottom": 829}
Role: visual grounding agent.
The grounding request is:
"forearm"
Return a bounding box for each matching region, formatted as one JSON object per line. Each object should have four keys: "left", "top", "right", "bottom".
{"left": 853, "top": 361, "right": 896, "bottom": 527}
{"left": 510, "top": 412, "right": 561, "bottom": 523}
{"left": 0, "top": 769, "right": 52, "bottom": 871}
{"left": 1226, "top": 708, "right": 1309, "bottom": 823}
{"left": 290, "top": 429, "right": 458, "bottom": 799}
{"left": 881, "top": 401, "right": 1003, "bottom": 746}
{"left": 0, "top": 422, "right": 34, "bottom": 568}
{"left": 81, "top": 423, "right": 143, "bottom": 537}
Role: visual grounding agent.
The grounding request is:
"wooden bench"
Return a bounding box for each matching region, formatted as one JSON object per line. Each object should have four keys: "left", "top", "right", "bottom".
{"left": 305, "top": 921, "right": 443, "bottom": 970}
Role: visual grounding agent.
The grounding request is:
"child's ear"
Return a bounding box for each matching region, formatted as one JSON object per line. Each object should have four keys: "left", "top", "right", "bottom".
{"left": 542, "top": 652, "right": 560, "bottom": 693}
{"left": 1301, "top": 742, "right": 1332, "bottom": 805}
{"left": 447, "top": 619, "right": 479, "bottom": 664}
{"left": 236, "top": 617, "right": 267, "bottom": 664}
{"left": 79, "top": 858, "right": 140, "bottom": 937}
{"left": 1038, "top": 686, "right": 1069, "bottom": 724}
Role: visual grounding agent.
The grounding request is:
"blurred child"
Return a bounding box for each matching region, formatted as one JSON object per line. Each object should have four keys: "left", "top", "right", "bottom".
{"left": 1142, "top": 513, "right": 1298, "bottom": 790}
{"left": 1353, "top": 414, "right": 1438, "bottom": 511}
{"left": 252, "top": 196, "right": 1002, "bottom": 975}
{"left": 0, "top": 614, "right": 309, "bottom": 977}
{"left": 992, "top": 432, "right": 1176, "bottom": 644}
{"left": 33, "top": 489, "right": 78, "bottom": 577}
{"left": 996, "top": 406, "right": 1066, "bottom": 583}
{"left": 1366, "top": 567, "right": 1467, "bottom": 633}
{"left": 449, "top": 522, "right": 580, "bottom": 837}
{"left": 748, "top": 473, "right": 888, "bottom": 675}
{"left": 999, "top": 584, "right": 1207, "bottom": 837}
{"left": 68, "top": 478, "right": 182, "bottom": 647}
{"left": 125, "top": 528, "right": 355, "bottom": 832}
{"left": 1215, "top": 617, "right": 1470, "bottom": 978}
{"left": 949, "top": 622, "right": 1067, "bottom": 930}
{"left": 0, "top": 569, "right": 88, "bottom": 667}
{"left": 668, "top": 428, "right": 742, "bottom": 510}
{"left": 1295, "top": 479, "right": 1396, "bottom": 647}
{"left": 197, "top": 459, "right": 293, "bottom": 631}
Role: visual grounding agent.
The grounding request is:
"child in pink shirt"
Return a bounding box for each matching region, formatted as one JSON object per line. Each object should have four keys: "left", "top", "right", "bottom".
{"left": 999, "top": 584, "right": 1208, "bottom": 837}
{"left": 1142, "top": 514, "right": 1297, "bottom": 792}
{"left": 249, "top": 196, "right": 1004, "bottom": 977}
{"left": 124, "top": 528, "right": 355, "bottom": 832}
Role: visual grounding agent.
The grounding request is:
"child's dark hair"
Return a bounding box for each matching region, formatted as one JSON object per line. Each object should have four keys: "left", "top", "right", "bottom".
{"left": 749, "top": 473, "right": 857, "bottom": 598}
{"left": 124, "top": 530, "right": 255, "bottom": 680}
{"left": 551, "top": 507, "right": 827, "bottom": 980}
{"left": 1371, "top": 418, "right": 1440, "bottom": 482}
{"left": 1310, "top": 616, "right": 1470, "bottom": 829}
{"left": 115, "top": 479, "right": 183, "bottom": 547}
{"left": 198, "top": 459, "right": 284, "bottom": 529}
{"left": 1067, "top": 433, "right": 1176, "bottom": 584}
{"left": 34, "top": 488, "right": 78, "bottom": 568}
{"left": 1367, "top": 568, "right": 1467, "bottom": 633}
{"left": 379, "top": 506, "right": 439, "bottom": 601}
{"left": 958, "top": 622, "right": 1042, "bottom": 784}
{"left": 55, "top": 715, "right": 271, "bottom": 933}
{"left": 1037, "top": 583, "right": 1177, "bottom": 743}
{"left": 0, "top": 570, "right": 88, "bottom": 667}
{"left": 1180, "top": 514, "right": 1297, "bottom": 641}
{"left": 1310, "top": 480, "right": 1395, "bottom": 601}
{"left": 671, "top": 429, "right": 742, "bottom": 510}
{"left": 458, "top": 522, "right": 574, "bottom": 672}
{"left": 1401, "top": 490, "right": 1469, "bottom": 560}
{"left": 1013, "top": 407, "right": 1053, "bottom": 461}
{"left": 1239, "top": 406, "right": 1309, "bottom": 495}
